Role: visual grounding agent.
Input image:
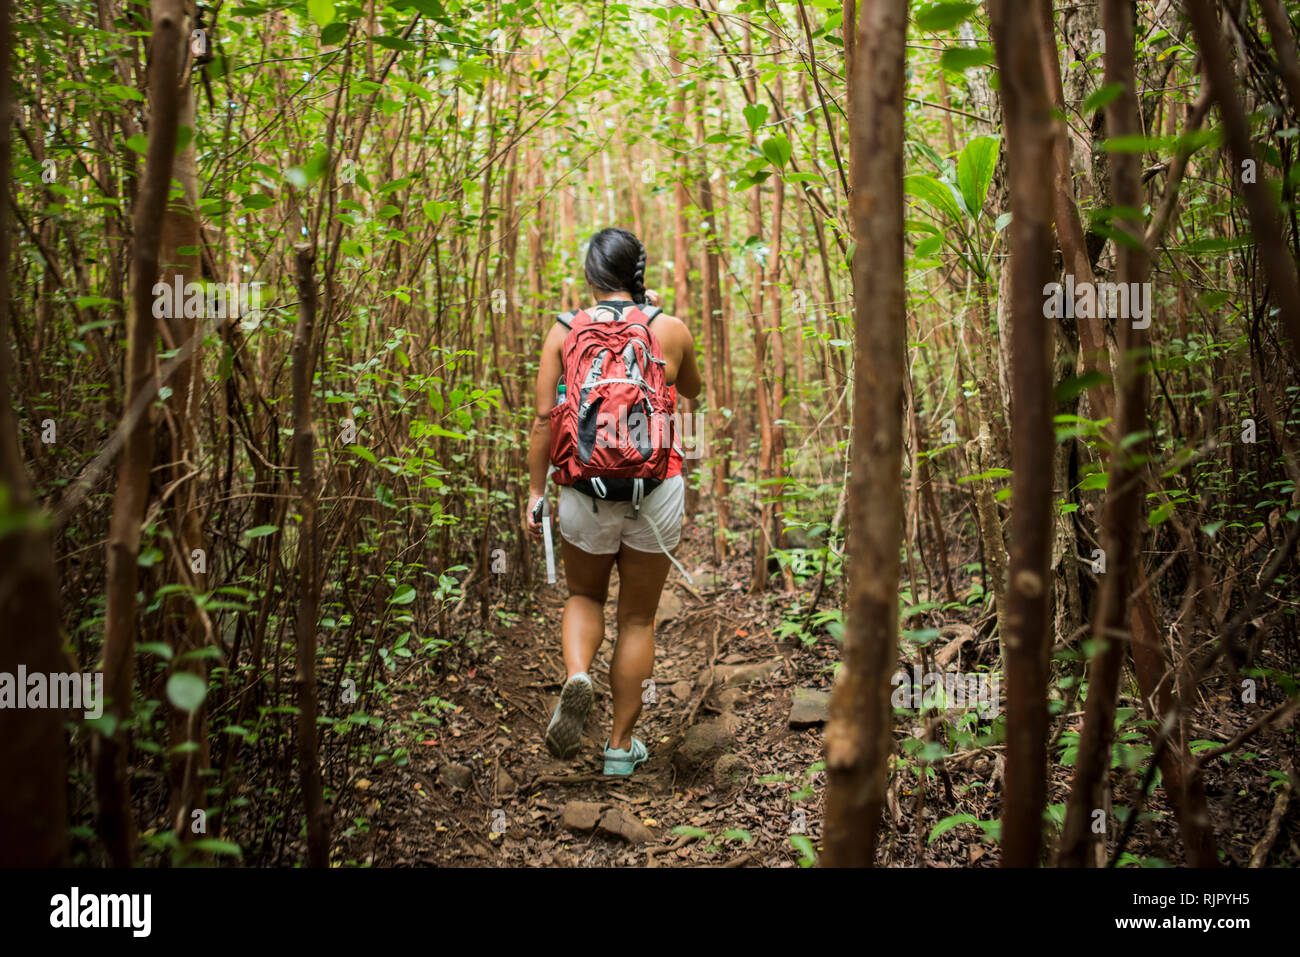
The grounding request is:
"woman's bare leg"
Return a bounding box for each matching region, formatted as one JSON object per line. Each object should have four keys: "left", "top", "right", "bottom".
{"left": 559, "top": 537, "right": 617, "bottom": 678}
{"left": 609, "top": 544, "right": 672, "bottom": 750}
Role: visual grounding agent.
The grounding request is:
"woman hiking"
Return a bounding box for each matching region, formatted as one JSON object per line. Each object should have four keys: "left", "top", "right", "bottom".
{"left": 525, "top": 227, "right": 702, "bottom": 776}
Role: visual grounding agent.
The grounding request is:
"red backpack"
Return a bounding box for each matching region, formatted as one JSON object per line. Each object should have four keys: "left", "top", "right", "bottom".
{"left": 548, "top": 300, "right": 675, "bottom": 510}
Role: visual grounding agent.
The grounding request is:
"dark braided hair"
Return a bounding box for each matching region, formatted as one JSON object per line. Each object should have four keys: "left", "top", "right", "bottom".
{"left": 584, "top": 227, "right": 647, "bottom": 305}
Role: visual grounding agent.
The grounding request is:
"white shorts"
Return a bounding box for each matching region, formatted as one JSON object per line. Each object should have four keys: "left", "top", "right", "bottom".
{"left": 557, "top": 474, "right": 685, "bottom": 555}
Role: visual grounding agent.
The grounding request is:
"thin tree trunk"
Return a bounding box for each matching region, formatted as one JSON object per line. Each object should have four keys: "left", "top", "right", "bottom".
{"left": 95, "top": 0, "right": 185, "bottom": 867}
{"left": 990, "top": 0, "right": 1057, "bottom": 868}
{"left": 1059, "top": 0, "right": 1152, "bottom": 868}
{"left": 292, "top": 244, "right": 330, "bottom": 867}
{"left": 156, "top": 0, "right": 210, "bottom": 845}
{"left": 0, "top": 0, "right": 69, "bottom": 867}
{"left": 1258, "top": 0, "right": 1300, "bottom": 131}
{"left": 1040, "top": 0, "right": 1219, "bottom": 865}
{"left": 1187, "top": 0, "right": 1300, "bottom": 366}
{"left": 1128, "top": 571, "right": 1220, "bottom": 866}
{"left": 822, "top": 0, "right": 907, "bottom": 868}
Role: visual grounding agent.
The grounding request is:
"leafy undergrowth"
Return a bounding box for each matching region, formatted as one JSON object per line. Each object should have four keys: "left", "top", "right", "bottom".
{"left": 323, "top": 515, "right": 1297, "bottom": 868}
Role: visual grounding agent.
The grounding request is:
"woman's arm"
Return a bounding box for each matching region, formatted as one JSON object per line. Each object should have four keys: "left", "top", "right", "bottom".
{"left": 525, "top": 323, "right": 565, "bottom": 537}
{"left": 664, "top": 316, "right": 703, "bottom": 400}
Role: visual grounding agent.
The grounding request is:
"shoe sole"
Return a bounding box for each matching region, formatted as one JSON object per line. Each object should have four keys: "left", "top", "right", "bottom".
{"left": 545, "top": 677, "right": 592, "bottom": 760}
{"left": 602, "top": 761, "right": 646, "bottom": 776}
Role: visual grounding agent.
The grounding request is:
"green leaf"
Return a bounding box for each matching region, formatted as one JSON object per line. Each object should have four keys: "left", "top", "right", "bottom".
{"left": 307, "top": 0, "right": 335, "bottom": 27}
{"left": 103, "top": 83, "right": 145, "bottom": 102}
{"left": 743, "top": 103, "right": 769, "bottom": 132}
{"left": 905, "top": 173, "right": 965, "bottom": 224}
{"left": 244, "top": 524, "right": 279, "bottom": 539}
{"left": 1083, "top": 82, "right": 1124, "bottom": 116}
{"left": 1148, "top": 501, "right": 1174, "bottom": 526}
{"left": 425, "top": 424, "right": 469, "bottom": 440}
{"left": 321, "top": 20, "right": 349, "bottom": 45}
{"left": 929, "top": 813, "right": 978, "bottom": 843}
{"left": 422, "top": 199, "right": 452, "bottom": 221}
{"left": 190, "top": 838, "right": 243, "bottom": 858}
{"left": 405, "top": 0, "right": 448, "bottom": 16}
{"left": 74, "top": 295, "right": 118, "bottom": 309}
{"left": 390, "top": 584, "right": 416, "bottom": 605}
{"left": 939, "top": 46, "right": 993, "bottom": 73}
{"left": 789, "top": 834, "right": 817, "bottom": 866}
{"left": 374, "top": 35, "right": 418, "bottom": 51}
{"left": 956, "top": 135, "right": 999, "bottom": 222}
{"left": 671, "top": 825, "right": 711, "bottom": 838}
{"left": 914, "top": 2, "right": 978, "bottom": 32}
{"left": 914, "top": 234, "right": 943, "bottom": 257}
{"left": 1055, "top": 370, "right": 1106, "bottom": 403}
{"left": 166, "top": 672, "right": 208, "bottom": 712}
{"left": 1102, "top": 134, "right": 1158, "bottom": 154}
{"left": 760, "top": 134, "right": 792, "bottom": 169}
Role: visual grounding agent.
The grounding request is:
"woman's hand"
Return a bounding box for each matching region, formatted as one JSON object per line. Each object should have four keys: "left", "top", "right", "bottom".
{"left": 525, "top": 492, "right": 546, "bottom": 539}
{"left": 645, "top": 288, "right": 661, "bottom": 308}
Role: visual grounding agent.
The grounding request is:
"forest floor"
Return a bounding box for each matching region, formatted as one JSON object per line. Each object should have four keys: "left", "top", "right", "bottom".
{"left": 333, "top": 517, "right": 849, "bottom": 867}
{"left": 330, "top": 516, "right": 1295, "bottom": 868}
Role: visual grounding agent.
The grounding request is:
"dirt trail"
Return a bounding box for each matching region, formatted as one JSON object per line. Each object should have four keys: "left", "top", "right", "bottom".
{"left": 328, "top": 517, "right": 1258, "bottom": 867}
{"left": 337, "top": 523, "right": 837, "bottom": 867}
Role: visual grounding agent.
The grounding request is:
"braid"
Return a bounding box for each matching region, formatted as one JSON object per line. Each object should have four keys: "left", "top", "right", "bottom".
{"left": 629, "top": 242, "right": 647, "bottom": 305}
{"left": 584, "top": 227, "right": 649, "bottom": 304}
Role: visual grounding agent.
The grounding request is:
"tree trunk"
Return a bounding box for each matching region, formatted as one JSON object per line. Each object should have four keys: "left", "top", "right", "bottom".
{"left": 822, "top": 0, "right": 907, "bottom": 868}
{"left": 293, "top": 244, "right": 330, "bottom": 867}
{"left": 0, "top": 0, "right": 69, "bottom": 866}
{"left": 1059, "top": 0, "right": 1152, "bottom": 868}
{"left": 990, "top": 0, "right": 1057, "bottom": 868}
{"left": 1186, "top": 0, "right": 1300, "bottom": 367}
{"left": 95, "top": 0, "right": 185, "bottom": 867}
{"left": 156, "top": 0, "right": 211, "bottom": 846}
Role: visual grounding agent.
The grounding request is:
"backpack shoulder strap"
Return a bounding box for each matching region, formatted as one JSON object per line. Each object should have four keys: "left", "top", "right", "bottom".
{"left": 556, "top": 309, "right": 581, "bottom": 329}
{"left": 639, "top": 304, "right": 662, "bottom": 322}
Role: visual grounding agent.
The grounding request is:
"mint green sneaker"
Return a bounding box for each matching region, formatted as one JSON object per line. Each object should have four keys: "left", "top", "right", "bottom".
{"left": 603, "top": 737, "right": 648, "bottom": 776}
{"left": 545, "top": 673, "right": 593, "bottom": 759}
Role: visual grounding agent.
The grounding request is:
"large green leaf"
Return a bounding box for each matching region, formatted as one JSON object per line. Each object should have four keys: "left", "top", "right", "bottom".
{"left": 939, "top": 46, "right": 993, "bottom": 73}
{"left": 307, "top": 0, "right": 334, "bottom": 27}
{"left": 905, "top": 173, "right": 965, "bottom": 224}
{"left": 743, "top": 103, "right": 769, "bottom": 132}
{"left": 914, "top": 2, "right": 978, "bottom": 32}
{"left": 760, "top": 134, "right": 792, "bottom": 169}
{"left": 166, "top": 672, "right": 208, "bottom": 712}
{"left": 956, "top": 135, "right": 999, "bottom": 222}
